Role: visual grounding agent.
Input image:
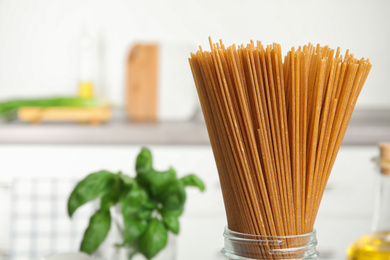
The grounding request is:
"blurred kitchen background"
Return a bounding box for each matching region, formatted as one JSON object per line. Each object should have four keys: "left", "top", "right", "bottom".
{"left": 0, "top": 0, "right": 389, "bottom": 259}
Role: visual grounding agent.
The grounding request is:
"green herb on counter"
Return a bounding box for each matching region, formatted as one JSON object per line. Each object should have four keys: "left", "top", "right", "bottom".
{"left": 0, "top": 97, "right": 108, "bottom": 120}
{"left": 68, "top": 147, "right": 205, "bottom": 259}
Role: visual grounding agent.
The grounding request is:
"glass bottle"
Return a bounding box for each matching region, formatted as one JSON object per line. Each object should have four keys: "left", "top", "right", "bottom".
{"left": 78, "top": 28, "right": 95, "bottom": 98}
{"left": 347, "top": 143, "right": 390, "bottom": 260}
{"left": 221, "top": 227, "right": 319, "bottom": 260}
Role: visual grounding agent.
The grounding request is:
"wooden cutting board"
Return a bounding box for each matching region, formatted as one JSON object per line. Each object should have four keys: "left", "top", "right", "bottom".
{"left": 18, "top": 107, "right": 111, "bottom": 125}
{"left": 126, "top": 43, "right": 159, "bottom": 121}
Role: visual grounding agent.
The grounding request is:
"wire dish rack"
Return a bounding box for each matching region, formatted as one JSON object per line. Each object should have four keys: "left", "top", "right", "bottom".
{"left": 1, "top": 178, "right": 93, "bottom": 260}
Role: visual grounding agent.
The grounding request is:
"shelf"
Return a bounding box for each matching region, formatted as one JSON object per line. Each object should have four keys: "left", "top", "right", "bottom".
{"left": 0, "top": 120, "right": 209, "bottom": 145}
{"left": 343, "top": 108, "right": 390, "bottom": 145}
{"left": 0, "top": 109, "right": 389, "bottom": 145}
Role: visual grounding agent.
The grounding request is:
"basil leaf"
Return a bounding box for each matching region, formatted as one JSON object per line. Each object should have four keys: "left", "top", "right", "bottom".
{"left": 137, "top": 204, "right": 155, "bottom": 220}
{"left": 80, "top": 209, "right": 111, "bottom": 255}
{"left": 100, "top": 175, "right": 122, "bottom": 211}
{"left": 160, "top": 207, "right": 183, "bottom": 234}
{"left": 68, "top": 170, "right": 115, "bottom": 217}
{"left": 123, "top": 218, "right": 147, "bottom": 243}
{"left": 119, "top": 173, "right": 135, "bottom": 187}
{"left": 160, "top": 207, "right": 184, "bottom": 218}
{"left": 120, "top": 186, "right": 152, "bottom": 243}
{"left": 181, "top": 174, "right": 205, "bottom": 191}
{"left": 159, "top": 180, "right": 186, "bottom": 210}
{"left": 139, "top": 218, "right": 168, "bottom": 259}
{"left": 137, "top": 168, "right": 176, "bottom": 197}
{"left": 161, "top": 210, "right": 180, "bottom": 234}
{"left": 121, "top": 186, "right": 151, "bottom": 220}
{"left": 136, "top": 148, "right": 153, "bottom": 174}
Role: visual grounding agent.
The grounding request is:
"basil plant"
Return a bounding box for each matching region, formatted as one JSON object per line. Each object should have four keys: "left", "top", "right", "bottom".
{"left": 68, "top": 148, "right": 205, "bottom": 259}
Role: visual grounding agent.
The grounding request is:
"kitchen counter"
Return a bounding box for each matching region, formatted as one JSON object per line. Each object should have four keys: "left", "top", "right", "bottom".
{"left": 0, "top": 108, "right": 389, "bottom": 145}
{"left": 343, "top": 108, "right": 390, "bottom": 145}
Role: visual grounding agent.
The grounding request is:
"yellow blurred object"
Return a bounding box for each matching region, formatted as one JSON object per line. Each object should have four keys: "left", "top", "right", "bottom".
{"left": 18, "top": 106, "right": 110, "bottom": 125}
{"left": 78, "top": 82, "right": 95, "bottom": 98}
{"left": 347, "top": 143, "right": 390, "bottom": 259}
{"left": 347, "top": 231, "right": 390, "bottom": 260}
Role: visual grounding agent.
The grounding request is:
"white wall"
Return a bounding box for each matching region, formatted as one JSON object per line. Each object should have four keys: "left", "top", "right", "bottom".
{"left": 0, "top": 0, "right": 389, "bottom": 109}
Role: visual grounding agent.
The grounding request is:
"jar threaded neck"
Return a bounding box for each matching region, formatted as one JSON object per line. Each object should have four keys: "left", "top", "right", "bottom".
{"left": 221, "top": 227, "right": 319, "bottom": 260}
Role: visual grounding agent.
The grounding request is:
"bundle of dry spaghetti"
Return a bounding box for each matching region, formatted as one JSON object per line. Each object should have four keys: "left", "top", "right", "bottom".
{"left": 188, "top": 38, "right": 371, "bottom": 258}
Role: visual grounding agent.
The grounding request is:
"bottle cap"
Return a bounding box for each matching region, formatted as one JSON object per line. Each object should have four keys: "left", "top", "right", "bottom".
{"left": 379, "top": 143, "right": 390, "bottom": 175}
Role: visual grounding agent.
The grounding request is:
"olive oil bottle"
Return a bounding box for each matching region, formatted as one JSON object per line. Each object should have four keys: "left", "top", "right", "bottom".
{"left": 78, "top": 28, "right": 95, "bottom": 98}
{"left": 347, "top": 143, "right": 390, "bottom": 260}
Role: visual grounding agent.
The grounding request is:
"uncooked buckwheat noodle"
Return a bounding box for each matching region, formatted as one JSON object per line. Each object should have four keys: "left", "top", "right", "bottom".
{"left": 189, "top": 38, "right": 371, "bottom": 259}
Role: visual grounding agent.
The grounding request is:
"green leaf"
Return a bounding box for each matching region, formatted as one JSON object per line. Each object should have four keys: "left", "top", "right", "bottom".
{"left": 123, "top": 218, "right": 147, "bottom": 243}
{"left": 137, "top": 168, "right": 177, "bottom": 197}
{"left": 137, "top": 204, "right": 155, "bottom": 220}
{"left": 68, "top": 170, "right": 115, "bottom": 217}
{"left": 0, "top": 97, "right": 106, "bottom": 119}
{"left": 100, "top": 175, "right": 122, "bottom": 211}
{"left": 119, "top": 173, "right": 135, "bottom": 187}
{"left": 136, "top": 148, "right": 153, "bottom": 174}
{"left": 100, "top": 192, "right": 117, "bottom": 211}
{"left": 160, "top": 206, "right": 183, "bottom": 234}
{"left": 143, "top": 200, "right": 158, "bottom": 210}
{"left": 161, "top": 210, "right": 180, "bottom": 234}
{"left": 80, "top": 209, "right": 111, "bottom": 255}
{"left": 159, "top": 180, "right": 186, "bottom": 210}
{"left": 121, "top": 186, "right": 153, "bottom": 221}
{"left": 120, "top": 185, "right": 157, "bottom": 243}
{"left": 181, "top": 174, "right": 205, "bottom": 191}
{"left": 138, "top": 218, "right": 168, "bottom": 259}
{"left": 160, "top": 207, "right": 184, "bottom": 218}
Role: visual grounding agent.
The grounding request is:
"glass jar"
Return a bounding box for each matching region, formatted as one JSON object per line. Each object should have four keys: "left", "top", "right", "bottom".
{"left": 221, "top": 227, "right": 319, "bottom": 260}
